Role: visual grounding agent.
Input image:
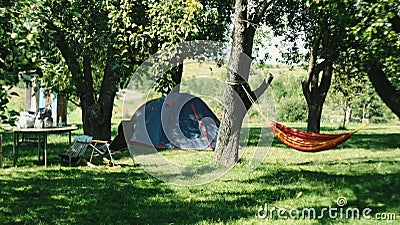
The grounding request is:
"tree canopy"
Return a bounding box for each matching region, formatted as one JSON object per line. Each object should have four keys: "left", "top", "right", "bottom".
{"left": 0, "top": 0, "right": 232, "bottom": 138}
{"left": 350, "top": 0, "right": 400, "bottom": 118}
{"left": 1, "top": 0, "right": 398, "bottom": 150}
{"left": 0, "top": 0, "right": 42, "bottom": 126}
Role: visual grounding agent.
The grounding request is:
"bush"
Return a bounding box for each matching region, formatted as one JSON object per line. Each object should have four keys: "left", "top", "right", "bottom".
{"left": 276, "top": 96, "right": 308, "bottom": 122}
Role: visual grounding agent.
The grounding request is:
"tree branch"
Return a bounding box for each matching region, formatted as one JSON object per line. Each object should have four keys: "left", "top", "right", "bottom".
{"left": 253, "top": 73, "right": 274, "bottom": 99}
{"left": 368, "top": 60, "right": 400, "bottom": 118}
{"left": 100, "top": 45, "right": 118, "bottom": 97}
{"left": 318, "top": 62, "right": 333, "bottom": 98}
{"left": 44, "top": 19, "right": 96, "bottom": 105}
{"left": 389, "top": 14, "right": 400, "bottom": 34}
{"left": 45, "top": 21, "right": 80, "bottom": 77}
{"left": 252, "top": 0, "right": 276, "bottom": 24}
{"left": 67, "top": 98, "right": 81, "bottom": 107}
{"left": 83, "top": 55, "right": 94, "bottom": 89}
{"left": 301, "top": 79, "right": 311, "bottom": 104}
{"left": 241, "top": 73, "right": 274, "bottom": 110}
{"left": 305, "top": 32, "right": 322, "bottom": 85}
{"left": 315, "top": 59, "right": 331, "bottom": 75}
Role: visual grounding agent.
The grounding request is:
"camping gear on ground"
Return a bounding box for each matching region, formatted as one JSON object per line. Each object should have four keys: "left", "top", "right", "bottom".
{"left": 127, "top": 93, "right": 220, "bottom": 150}
{"left": 89, "top": 139, "right": 115, "bottom": 166}
{"left": 16, "top": 111, "right": 36, "bottom": 128}
{"left": 60, "top": 135, "right": 93, "bottom": 166}
{"left": 34, "top": 107, "right": 53, "bottom": 128}
{"left": 59, "top": 135, "right": 116, "bottom": 166}
{"left": 108, "top": 122, "right": 129, "bottom": 152}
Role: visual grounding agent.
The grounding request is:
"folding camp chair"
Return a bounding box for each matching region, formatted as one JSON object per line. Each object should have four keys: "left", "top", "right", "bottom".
{"left": 59, "top": 135, "right": 93, "bottom": 166}
{"left": 88, "top": 139, "right": 115, "bottom": 167}
{"left": 60, "top": 135, "right": 116, "bottom": 167}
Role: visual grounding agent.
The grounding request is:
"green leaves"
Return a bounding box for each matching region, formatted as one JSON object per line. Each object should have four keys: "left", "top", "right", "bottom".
{"left": 347, "top": 0, "right": 399, "bottom": 80}
{"left": 0, "top": 0, "right": 232, "bottom": 127}
{"left": 144, "top": 0, "right": 230, "bottom": 93}
{"left": 0, "top": 0, "right": 44, "bottom": 123}
{"left": 10, "top": 33, "right": 18, "bottom": 39}
{"left": 329, "top": 0, "right": 400, "bottom": 120}
{"left": 0, "top": 86, "right": 15, "bottom": 127}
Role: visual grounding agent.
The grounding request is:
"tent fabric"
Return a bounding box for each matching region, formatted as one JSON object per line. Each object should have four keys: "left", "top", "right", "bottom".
{"left": 129, "top": 93, "right": 220, "bottom": 150}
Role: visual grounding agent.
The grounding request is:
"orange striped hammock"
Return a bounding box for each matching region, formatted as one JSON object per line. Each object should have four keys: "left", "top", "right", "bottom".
{"left": 268, "top": 121, "right": 366, "bottom": 152}
{"left": 239, "top": 82, "right": 366, "bottom": 152}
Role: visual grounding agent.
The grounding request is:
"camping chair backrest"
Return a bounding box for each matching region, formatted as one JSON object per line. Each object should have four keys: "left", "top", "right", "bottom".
{"left": 68, "top": 135, "right": 93, "bottom": 158}
{"left": 74, "top": 135, "right": 93, "bottom": 144}
{"left": 60, "top": 135, "right": 93, "bottom": 166}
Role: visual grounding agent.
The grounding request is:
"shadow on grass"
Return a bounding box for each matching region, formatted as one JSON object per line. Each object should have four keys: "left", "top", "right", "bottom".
{"left": 341, "top": 133, "right": 400, "bottom": 150}
{"left": 1, "top": 127, "right": 399, "bottom": 224}
{"left": 0, "top": 167, "right": 261, "bottom": 224}
{"left": 248, "top": 167, "right": 400, "bottom": 223}
{"left": 1, "top": 161, "right": 399, "bottom": 224}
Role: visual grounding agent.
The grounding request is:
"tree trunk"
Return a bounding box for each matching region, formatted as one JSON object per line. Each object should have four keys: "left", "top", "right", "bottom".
{"left": 342, "top": 100, "right": 352, "bottom": 128}
{"left": 302, "top": 33, "right": 333, "bottom": 133}
{"left": 80, "top": 54, "right": 96, "bottom": 137}
{"left": 342, "top": 100, "right": 347, "bottom": 128}
{"left": 171, "top": 63, "right": 183, "bottom": 93}
{"left": 97, "top": 46, "right": 118, "bottom": 140}
{"left": 81, "top": 46, "right": 118, "bottom": 141}
{"left": 214, "top": 0, "right": 273, "bottom": 166}
{"left": 302, "top": 63, "right": 333, "bottom": 133}
{"left": 307, "top": 103, "right": 323, "bottom": 132}
{"left": 54, "top": 25, "right": 117, "bottom": 140}
{"left": 214, "top": 0, "right": 252, "bottom": 166}
{"left": 368, "top": 61, "right": 400, "bottom": 118}
{"left": 346, "top": 105, "right": 352, "bottom": 124}
{"left": 362, "top": 103, "right": 367, "bottom": 122}
{"left": 214, "top": 84, "right": 247, "bottom": 165}
{"left": 389, "top": 14, "right": 400, "bottom": 34}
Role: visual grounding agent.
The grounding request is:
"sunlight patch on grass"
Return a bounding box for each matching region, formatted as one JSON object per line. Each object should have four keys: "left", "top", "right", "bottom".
{"left": 159, "top": 149, "right": 214, "bottom": 167}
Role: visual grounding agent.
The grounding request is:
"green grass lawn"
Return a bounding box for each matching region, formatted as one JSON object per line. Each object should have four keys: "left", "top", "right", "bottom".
{"left": 0, "top": 123, "right": 399, "bottom": 224}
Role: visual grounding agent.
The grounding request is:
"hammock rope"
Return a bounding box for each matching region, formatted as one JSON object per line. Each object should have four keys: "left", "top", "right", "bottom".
{"left": 239, "top": 83, "right": 366, "bottom": 152}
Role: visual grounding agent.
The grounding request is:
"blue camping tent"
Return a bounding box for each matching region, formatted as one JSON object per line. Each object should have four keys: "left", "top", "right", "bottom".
{"left": 128, "top": 93, "right": 220, "bottom": 150}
